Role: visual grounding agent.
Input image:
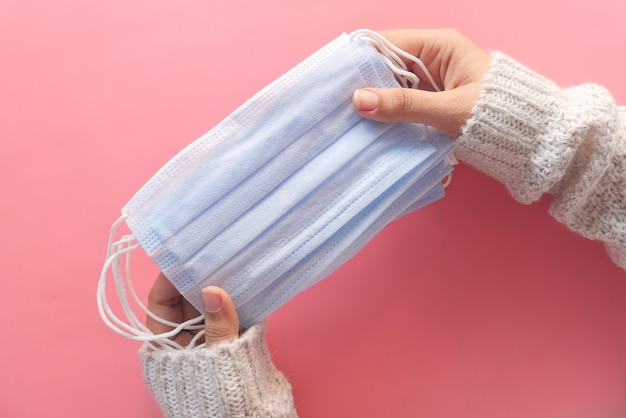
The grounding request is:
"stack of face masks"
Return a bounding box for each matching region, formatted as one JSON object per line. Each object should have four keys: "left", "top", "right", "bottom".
{"left": 98, "top": 30, "right": 456, "bottom": 348}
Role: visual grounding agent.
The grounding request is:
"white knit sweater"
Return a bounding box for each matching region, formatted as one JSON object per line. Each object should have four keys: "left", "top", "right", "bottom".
{"left": 140, "top": 323, "right": 297, "bottom": 417}
{"left": 139, "top": 52, "right": 626, "bottom": 417}
{"left": 457, "top": 52, "right": 625, "bottom": 269}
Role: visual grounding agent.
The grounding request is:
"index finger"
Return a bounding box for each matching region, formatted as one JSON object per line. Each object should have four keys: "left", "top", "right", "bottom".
{"left": 146, "top": 272, "right": 185, "bottom": 336}
{"left": 376, "top": 29, "right": 472, "bottom": 89}
{"left": 376, "top": 28, "right": 456, "bottom": 60}
{"left": 376, "top": 29, "right": 490, "bottom": 92}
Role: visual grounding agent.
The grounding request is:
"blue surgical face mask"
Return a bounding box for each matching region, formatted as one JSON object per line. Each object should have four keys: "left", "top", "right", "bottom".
{"left": 98, "top": 30, "right": 456, "bottom": 349}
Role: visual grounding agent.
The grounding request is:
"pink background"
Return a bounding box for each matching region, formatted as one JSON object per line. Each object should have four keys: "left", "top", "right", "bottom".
{"left": 2, "top": 0, "right": 626, "bottom": 417}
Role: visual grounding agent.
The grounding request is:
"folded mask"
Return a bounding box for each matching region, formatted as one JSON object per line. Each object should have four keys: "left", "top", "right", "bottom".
{"left": 98, "top": 30, "right": 456, "bottom": 349}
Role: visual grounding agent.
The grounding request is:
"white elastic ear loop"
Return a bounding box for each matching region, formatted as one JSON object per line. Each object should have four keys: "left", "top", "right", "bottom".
{"left": 97, "top": 214, "right": 205, "bottom": 351}
{"left": 350, "top": 29, "right": 441, "bottom": 92}
{"left": 442, "top": 152, "right": 459, "bottom": 188}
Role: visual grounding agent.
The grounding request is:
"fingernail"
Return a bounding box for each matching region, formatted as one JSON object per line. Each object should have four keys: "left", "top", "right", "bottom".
{"left": 354, "top": 89, "right": 379, "bottom": 111}
{"left": 202, "top": 288, "right": 222, "bottom": 313}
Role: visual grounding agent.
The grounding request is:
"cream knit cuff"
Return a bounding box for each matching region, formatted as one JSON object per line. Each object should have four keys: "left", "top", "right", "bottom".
{"left": 456, "top": 51, "right": 626, "bottom": 269}
{"left": 456, "top": 51, "right": 564, "bottom": 204}
{"left": 139, "top": 322, "right": 297, "bottom": 418}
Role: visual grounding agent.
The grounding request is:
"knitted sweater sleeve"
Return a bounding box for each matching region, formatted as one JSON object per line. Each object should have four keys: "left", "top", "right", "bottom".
{"left": 456, "top": 52, "right": 626, "bottom": 270}
{"left": 139, "top": 322, "right": 298, "bottom": 418}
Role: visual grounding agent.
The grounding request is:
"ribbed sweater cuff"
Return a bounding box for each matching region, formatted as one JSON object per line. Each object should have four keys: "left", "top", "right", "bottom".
{"left": 456, "top": 52, "right": 563, "bottom": 204}
{"left": 139, "top": 322, "right": 297, "bottom": 418}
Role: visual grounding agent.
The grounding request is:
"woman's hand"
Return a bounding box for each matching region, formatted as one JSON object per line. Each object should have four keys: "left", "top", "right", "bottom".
{"left": 147, "top": 272, "right": 240, "bottom": 347}
{"left": 353, "top": 28, "right": 491, "bottom": 137}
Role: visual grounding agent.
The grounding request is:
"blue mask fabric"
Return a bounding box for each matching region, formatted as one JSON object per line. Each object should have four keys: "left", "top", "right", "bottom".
{"left": 97, "top": 30, "right": 456, "bottom": 349}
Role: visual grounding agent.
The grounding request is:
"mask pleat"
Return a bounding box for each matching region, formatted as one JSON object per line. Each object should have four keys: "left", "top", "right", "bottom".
{"left": 173, "top": 118, "right": 396, "bottom": 294}
{"left": 216, "top": 125, "right": 454, "bottom": 320}
{"left": 125, "top": 37, "right": 382, "bottom": 246}
{"left": 182, "top": 123, "right": 444, "bottom": 314}
{"left": 238, "top": 143, "right": 454, "bottom": 323}
{"left": 161, "top": 102, "right": 363, "bottom": 266}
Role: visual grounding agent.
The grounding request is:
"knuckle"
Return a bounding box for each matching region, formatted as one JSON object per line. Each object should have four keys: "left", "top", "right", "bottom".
{"left": 148, "top": 289, "right": 182, "bottom": 309}
{"left": 390, "top": 89, "right": 419, "bottom": 118}
{"left": 443, "top": 28, "right": 460, "bottom": 37}
{"left": 440, "top": 28, "right": 462, "bottom": 41}
{"left": 205, "top": 322, "right": 236, "bottom": 343}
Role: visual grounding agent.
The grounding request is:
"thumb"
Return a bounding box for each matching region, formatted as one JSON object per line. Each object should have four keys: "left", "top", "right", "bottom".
{"left": 201, "top": 286, "right": 240, "bottom": 346}
{"left": 352, "top": 86, "right": 477, "bottom": 138}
